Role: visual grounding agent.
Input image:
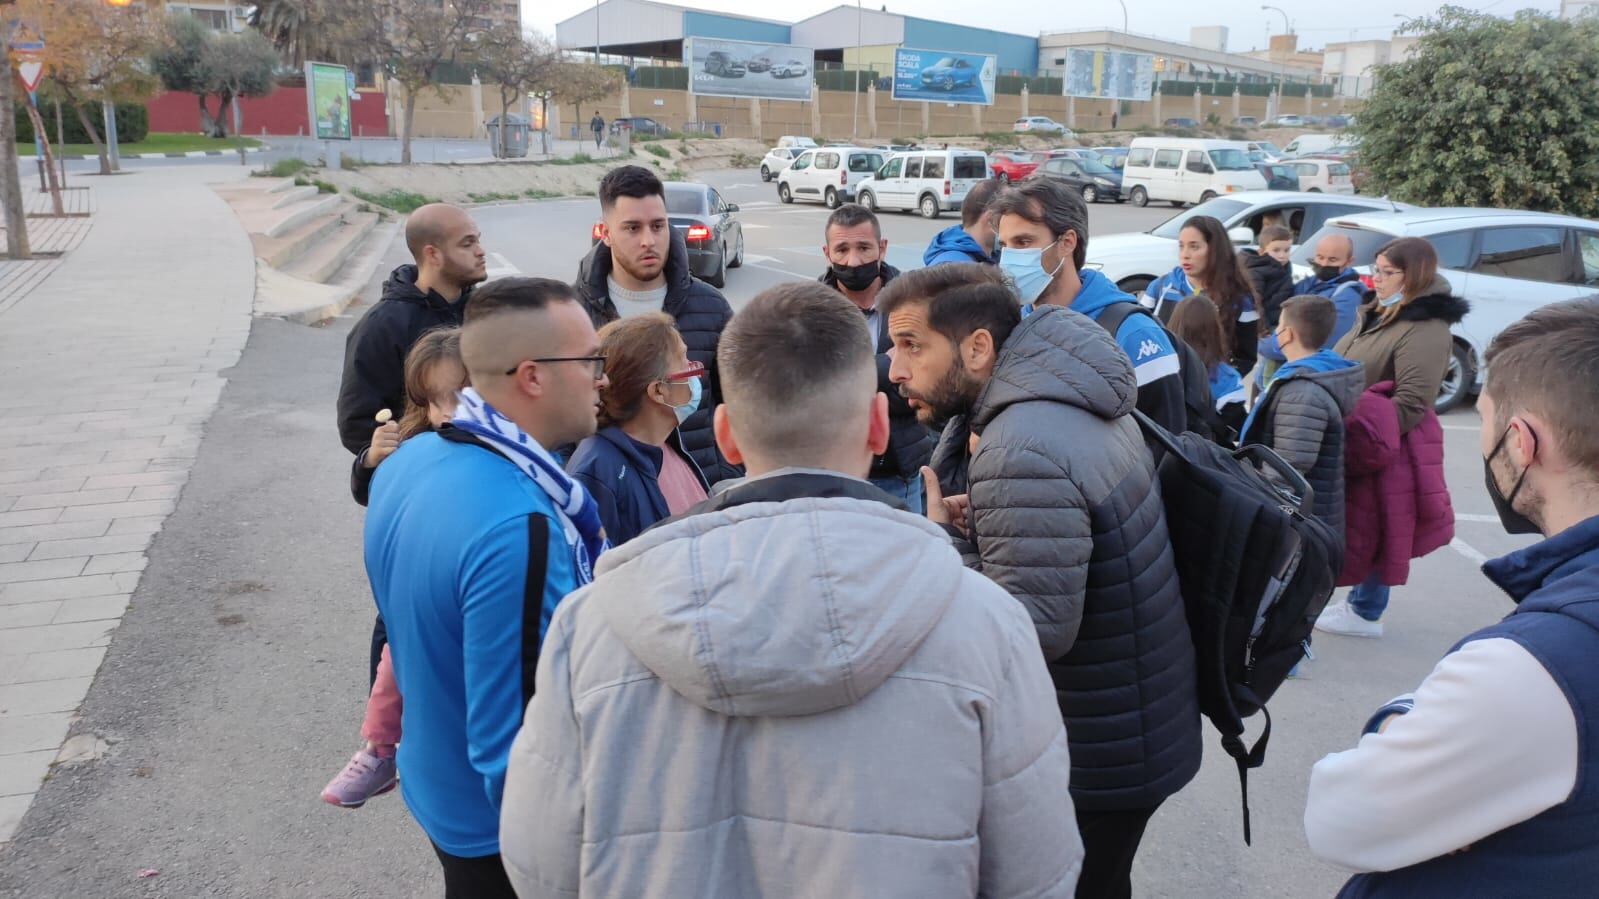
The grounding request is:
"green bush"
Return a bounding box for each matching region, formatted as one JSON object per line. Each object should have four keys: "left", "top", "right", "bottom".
{"left": 524, "top": 188, "right": 561, "bottom": 199}
{"left": 351, "top": 188, "right": 439, "bottom": 214}
{"left": 548, "top": 152, "right": 597, "bottom": 166}
{"left": 266, "top": 158, "right": 311, "bottom": 177}
{"left": 728, "top": 152, "right": 759, "bottom": 169}
{"left": 15, "top": 101, "right": 149, "bottom": 145}
{"left": 643, "top": 143, "right": 671, "bottom": 159}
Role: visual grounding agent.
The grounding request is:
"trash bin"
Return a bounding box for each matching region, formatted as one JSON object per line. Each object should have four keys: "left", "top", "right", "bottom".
{"left": 485, "top": 114, "right": 530, "bottom": 159}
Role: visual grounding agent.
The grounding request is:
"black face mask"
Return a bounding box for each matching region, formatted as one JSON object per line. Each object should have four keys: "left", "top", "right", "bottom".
{"left": 832, "top": 260, "right": 881, "bottom": 292}
{"left": 1313, "top": 264, "right": 1344, "bottom": 283}
{"left": 1484, "top": 424, "right": 1540, "bottom": 535}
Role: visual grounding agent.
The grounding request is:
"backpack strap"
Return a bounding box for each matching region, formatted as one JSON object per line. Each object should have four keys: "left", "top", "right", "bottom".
{"left": 1220, "top": 686, "right": 1274, "bottom": 845}
{"left": 1095, "top": 300, "right": 1147, "bottom": 341}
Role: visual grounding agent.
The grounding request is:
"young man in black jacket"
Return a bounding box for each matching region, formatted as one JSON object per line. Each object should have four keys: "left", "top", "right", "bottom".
{"left": 573, "top": 166, "right": 740, "bottom": 484}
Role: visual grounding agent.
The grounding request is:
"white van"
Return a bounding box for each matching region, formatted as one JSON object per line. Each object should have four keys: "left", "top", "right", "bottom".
{"left": 777, "top": 147, "right": 887, "bottom": 209}
{"left": 856, "top": 148, "right": 990, "bottom": 219}
{"left": 1121, "top": 138, "right": 1267, "bottom": 208}
{"left": 1287, "top": 158, "right": 1355, "bottom": 194}
{"left": 1283, "top": 134, "right": 1358, "bottom": 158}
{"left": 776, "top": 135, "right": 817, "bottom": 150}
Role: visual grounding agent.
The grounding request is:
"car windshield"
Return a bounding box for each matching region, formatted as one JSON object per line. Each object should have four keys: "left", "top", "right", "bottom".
{"left": 1029, "top": 152, "right": 1051, "bottom": 163}
{"left": 664, "top": 188, "right": 706, "bottom": 215}
{"left": 1290, "top": 224, "right": 1399, "bottom": 267}
{"left": 1150, "top": 197, "right": 1251, "bottom": 238}
{"left": 1208, "top": 149, "right": 1254, "bottom": 171}
{"left": 934, "top": 57, "right": 956, "bottom": 67}
{"left": 1259, "top": 142, "right": 1284, "bottom": 156}
{"left": 1081, "top": 160, "right": 1115, "bottom": 175}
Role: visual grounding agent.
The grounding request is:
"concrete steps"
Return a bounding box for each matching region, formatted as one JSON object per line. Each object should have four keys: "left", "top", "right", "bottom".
{"left": 282, "top": 211, "right": 380, "bottom": 284}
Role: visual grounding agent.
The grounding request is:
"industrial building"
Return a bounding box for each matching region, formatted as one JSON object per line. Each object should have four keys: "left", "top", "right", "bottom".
{"left": 1036, "top": 28, "right": 1322, "bottom": 83}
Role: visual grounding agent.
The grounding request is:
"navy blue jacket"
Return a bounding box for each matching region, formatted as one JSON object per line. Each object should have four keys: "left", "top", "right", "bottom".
{"left": 566, "top": 425, "right": 708, "bottom": 547}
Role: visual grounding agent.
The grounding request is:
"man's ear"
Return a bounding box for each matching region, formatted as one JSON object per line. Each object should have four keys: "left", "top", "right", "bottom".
{"left": 964, "top": 328, "right": 996, "bottom": 373}
{"left": 867, "top": 391, "right": 890, "bottom": 456}
{"left": 1059, "top": 228, "right": 1079, "bottom": 263}
{"left": 877, "top": 237, "right": 889, "bottom": 257}
{"left": 713, "top": 405, "right": 743, "bottom": 466}
{"left": 1510, "top": 416, "right": 1540, "bottom": 469}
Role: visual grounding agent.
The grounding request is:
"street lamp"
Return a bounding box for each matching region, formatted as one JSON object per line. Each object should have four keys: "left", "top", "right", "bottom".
{"left": 1117, "top": 0, "right": 1128, "bottom": 33}
{"left": 1261, "top": 5, "right": 1291, "bottom": 35}
{"left": 851, "top": 0, "right": 861, "bottom": 140}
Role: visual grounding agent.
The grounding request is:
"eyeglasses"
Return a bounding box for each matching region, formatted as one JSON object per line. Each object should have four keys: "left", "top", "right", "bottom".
{"left": 503, "top": 356, "right": 608, "bottom": 378}
{"left": 661, "top": 361, "right": 707, "bottom": 383}
{"left": 1373, "top": 267, "right": 1404, "bottom": 279}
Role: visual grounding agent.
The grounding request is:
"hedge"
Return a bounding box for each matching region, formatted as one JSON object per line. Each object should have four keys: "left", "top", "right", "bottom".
{"left": 15, "top": 101, "right": 149, "bottom": 145}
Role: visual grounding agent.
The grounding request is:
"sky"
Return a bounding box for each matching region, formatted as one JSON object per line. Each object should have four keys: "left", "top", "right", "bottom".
{"left": 521, "top": 0, "right": 1562, "bottom": 55}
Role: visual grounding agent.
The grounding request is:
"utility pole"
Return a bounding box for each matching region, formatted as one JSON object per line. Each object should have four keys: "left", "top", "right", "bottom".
{"left": 1, "top": 58, "right": 30, "bottom": 259}
{"left": 850, "top": 0, "right": 860, "bottom": 140}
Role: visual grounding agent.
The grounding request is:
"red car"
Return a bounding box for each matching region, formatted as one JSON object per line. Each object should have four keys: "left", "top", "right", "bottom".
{"left": 988, "top": 152, "right": 1040, "bottom": 184}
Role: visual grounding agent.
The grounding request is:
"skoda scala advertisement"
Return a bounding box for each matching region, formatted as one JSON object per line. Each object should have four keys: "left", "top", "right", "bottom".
{"left": 891, "top": 48, "right": 997, "bottom": 105}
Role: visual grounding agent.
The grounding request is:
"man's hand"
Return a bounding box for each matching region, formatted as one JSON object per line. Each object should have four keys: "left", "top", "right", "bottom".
{"left": 365, "top": 412, "right": 401, "bottom": 469}
{"left": 921, "top": 466, "right": 971, "bottom": 537}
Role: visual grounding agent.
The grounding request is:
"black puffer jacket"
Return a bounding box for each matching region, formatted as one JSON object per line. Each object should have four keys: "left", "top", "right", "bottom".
{"left": 1241, "top": 249, "right": 1295, "bottom": 330}
{"left": 1245, "top": 362, "right": 1366, "bottom": 538}
{"left": 574, "top": 231, "right": 741, "bottom": 485}
{"left": 336, "top": 265, "right": 471, "bottom": 455}
{"left": 932, "top": 305, "right": 1201, "bottom": 811}
{"left": 817, "top": 263, "right": 936, "bottom": 480}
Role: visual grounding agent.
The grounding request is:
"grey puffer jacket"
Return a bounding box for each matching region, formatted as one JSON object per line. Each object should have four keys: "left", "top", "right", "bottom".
{"left": 500, "top": 471, "right": 1082, "bottom": 899}
{"left": 931, "top": 305, "right": 1201, "bottom": 811}
{"left": 1245, "top": 362, "right": 1365, "bottom": 538}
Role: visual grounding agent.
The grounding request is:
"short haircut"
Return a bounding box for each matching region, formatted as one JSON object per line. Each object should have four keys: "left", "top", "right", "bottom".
{"left": 961, "top": 178, "right": 1003, "bottom": 227}
{"left": 989, "top": 179, "right": 1088, "bottom": 270}
{"left": 463, "top": 276, "right": 576, "bottom": 324}
{"left": 878, "top": 263, "right": 1020, "bottom": 351}
{"left": 460, "top": 277, "right": 579, "bottom": 378}
{"left": 1484, "top": 295, "right": 1599, "bottom": 475}
{"left": 717, "top": 283, "right": 876, "bottom": 462}
{"left": 1260, "top": 225, "right": 1294, "bottom": 246}
{"left": 1280, "top": 295, "right": 1337, "bottom": 350}
{"left": 595, "top": 312, "right": 679, "bottom": 428}
{"left": 824, "top": 203, "right": 880, "bottom": 241}
{"left": 598, "top": 165, "right": 664, "bottom": 211}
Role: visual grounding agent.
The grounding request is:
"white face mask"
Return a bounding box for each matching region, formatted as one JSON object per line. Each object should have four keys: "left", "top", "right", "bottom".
{"left": 662, "top": 377, "right": 702, "bottom": 426}
{"left": 1378, "top": 291, "right": 1405, "bottom": 308}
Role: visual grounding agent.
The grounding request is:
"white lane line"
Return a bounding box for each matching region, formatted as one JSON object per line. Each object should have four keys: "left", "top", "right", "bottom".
{"left": 1450, "top": 537, "right": 1489, "bottom": 565}
{"left": 1440, "top": 424, "right": 1480, "bottom": 432}
{"left": 1455, "top": 513, "right": 1502, "bottom": 523}
{"left": 741, "top": 254, "right": 781, "bottom": 265}
{"left": 741, "top": 261, "right": 814, "bottom": 280}
{"left": 486, "top": 252, "right": 521, "bottom": 279}
{"left": 739, "top": 223, "right": 770, "bottom": 229}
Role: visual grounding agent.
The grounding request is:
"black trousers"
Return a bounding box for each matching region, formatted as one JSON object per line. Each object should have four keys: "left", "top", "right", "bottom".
{"left": 431, "top": 843, "right": 517, "bottom": 899}
{"left": 368, "top": 613, "right": 387, "bottom": 689}
{"left": 1074, "top": 803, "right": 1161, "bottom": 899}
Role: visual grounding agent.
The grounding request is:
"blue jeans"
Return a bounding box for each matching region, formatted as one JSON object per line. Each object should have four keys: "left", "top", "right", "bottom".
{"left": 1348, "top": 572, "right": 1391, "bottom": 622}
{"left": 870, "top": 474, "right": 925, "bottom": 515}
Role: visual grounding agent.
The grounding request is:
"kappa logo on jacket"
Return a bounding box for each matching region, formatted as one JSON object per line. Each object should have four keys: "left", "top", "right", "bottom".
{"left": 1137, "top": 339, "right": 1163, "bottom": 360}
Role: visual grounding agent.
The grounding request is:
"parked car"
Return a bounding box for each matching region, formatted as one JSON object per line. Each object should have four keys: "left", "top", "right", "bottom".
{"left": 1270, "top": 114, "right": 1304, "bottom": 127}
{"left": 704, "top": 51, "right": 746, "bottom": 78}
{"left": 871, "top": 143, "right": 920, "bottom": 152}
{"left": 1283, "top": 133, "right": 1359, "bottom": 159}
{"left": 1163, "top": 117, "right": 1201, "bottom": 129}
{"left": 776, "top": 135, "right": 817, "bottom": 150}
{"left": 771, "top": 59, "right": 810, "bottom": 79}
{"left": 1030, "top": 155, "right": 1122, "bottom": 203}
{"left": 1121, "top": 138, "right": 1267, "bottom": 207}
{"left": 856, "top": 148, "right": 990, "bottom": 219}
{"left": 589, "top": 182, "right": 744, "bottom": 289}
{"left": 1091, "top": 147, "right": 1130, "bottom": 170}
{"left": 1013, "top": 116, "right": 1069, "bottom": 135}
{"left": 1287, "top": 157, "right": 1355, "bottom": 194}
{"left": 1084, "top": 191, "right": 1410, "bottom": 296}
{"left": 759, "top": 147, "right": 800, "bottom": 182}
{"left": 1292, "top": 208, "right": 1599, "bottom": 411}
{"left": 1233, "top": 116, "right": 1260, "bottom": 128}
{"left": 777, "top": 146, "right": 886, "bottom": 209}
{"left": 1256, "top": 162, "right": 1299, "bottom": 192}
{"left": 1246, "top": 140, "right": 1284, "bottom": 163}
{"left": 989, "top": 152, "right": 1040, "bottom": 184}
{"left": 747, "top": 55, "right": 772, "bottom": 73}
{"left": 1047, "top": 148, "right": 1102, "bottom": 161}
{"left": 920, "top": 56, "right": 979, "bottom": 91}
{"left": 609, "top": 116, "right": 667, "bottom": 137}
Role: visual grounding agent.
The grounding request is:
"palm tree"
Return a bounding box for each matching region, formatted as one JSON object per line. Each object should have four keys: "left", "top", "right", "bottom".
{"left": 249, "top": 0, "right": 350, "bottom": 69}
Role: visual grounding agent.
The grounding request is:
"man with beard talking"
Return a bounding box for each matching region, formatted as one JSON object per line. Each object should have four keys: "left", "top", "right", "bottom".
{"left": 818, "top": 204, "right": 935, "bottom": 511}
{"left": 882, "top": 264, "right": 1200, "bottom": 899}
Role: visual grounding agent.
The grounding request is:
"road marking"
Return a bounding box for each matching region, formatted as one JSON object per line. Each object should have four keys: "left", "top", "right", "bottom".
{"left": 486, "top": 252, "right": 520, "bottom": 279}
{"left": 739, "top": 223, "right": 770, "bottom": 229}
{"left": 724, "top": 183, "right": 763, "bottom": 189}
{"left": 1455, "top": 513, "right": 1502, "bottom": 523}
{"left": 742, "top": 261, "right": 814, "bottom": 279}
{"left": 1440, "top": 424, "right": 1480, "bottom": 432}
{"left": 742, "top": 254, "right": 781, "bottom": 265}
{"left": 1449, "top": 537, "right": 1489, "bottom": 565}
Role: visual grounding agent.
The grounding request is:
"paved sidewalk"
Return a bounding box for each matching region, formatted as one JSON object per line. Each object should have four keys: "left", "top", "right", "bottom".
{"left": 0, "top": 165, "right": 255, "bottom": 845}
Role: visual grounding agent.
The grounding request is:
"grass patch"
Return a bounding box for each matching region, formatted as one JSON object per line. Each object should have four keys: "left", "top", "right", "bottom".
{"left": 547, "top": 152, "right": 597, "bottom": 166}
{"left": 17, "top": 132, "right": 262, "bottom": 158}
{"left": 643, "top": 143, "right": 671, "bottom": 159}
{"left": 728, "top": 152, "right": 759, "bottom": 169}
{"left": 466, "top": 191, "right": 521, "bottom": 203}
{"left": 524, "top": 188, "right": 562, "bottom": 199}
{"left": 351, "top": 188, "right": 438, "bottom": 214}
{"left": 661, "top": 168, "right": 689, "bottom": 182}
{"left": 293, "top": 175, "right": 338, "bottom": 194}
{"left": 577, "top": 188, "right": 597, "bottom": 197}
{"left": 262, "top": 157, "right": 312, "bottom": 177}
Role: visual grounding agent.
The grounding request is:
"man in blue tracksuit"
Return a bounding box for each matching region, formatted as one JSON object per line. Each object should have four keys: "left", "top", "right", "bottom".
{"left": 365, "top": 277, "right": 607, "bottom": 898}
{"left": 1257, "top": 233, "right": 1364, "bottom": 377}
{"left": 989, "top": 178, "right": 1187, "bottom": 434}
{"left": 922, "top": 178, "right": 1002, "bottom": 266}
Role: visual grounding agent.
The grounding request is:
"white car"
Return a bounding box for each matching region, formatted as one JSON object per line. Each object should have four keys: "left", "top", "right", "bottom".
{"left": 759, "top": 147, "right": 799, "bottom": 182}
{"left": 777, "top": 147, "right": 886, "bottom": 209}
{"left": 1292, "top": 208, "right": 1599, "bottom": 411}
{"left": 1271, "top": 114, "right": 1305, "bottom": 127}
{"left": 1287, "top": 158, "right": 1355, "bottom": 194}
{"left": 1247, "top": 141, "right": 1285, "bottom": 163}
{"left": 856, "top": 148, "right": 991, "bottom": 219}
{"left": 1084, "top": 191, "right": 1409, "bottom": 296}
{"left": 1013, "top": 116, "right": 1070, "bottom": 136}
{"left": 771, "top": 59, "right": 810, "bottom": 79}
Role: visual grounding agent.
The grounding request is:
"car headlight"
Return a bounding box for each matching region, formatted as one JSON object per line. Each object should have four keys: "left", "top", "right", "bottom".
{"left": 1096, "top": 178, "right": 1116, "bottom": 187}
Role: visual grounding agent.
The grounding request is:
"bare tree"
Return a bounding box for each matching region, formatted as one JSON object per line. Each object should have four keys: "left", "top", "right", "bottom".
{"left": 473, "top": 26, "right": 559, "bottom": 157}
{"left": 26, "top": 0, "right": 160, "bottom": 174}
{"left": 550, "top": 61, "right": 619, "bottom": 143}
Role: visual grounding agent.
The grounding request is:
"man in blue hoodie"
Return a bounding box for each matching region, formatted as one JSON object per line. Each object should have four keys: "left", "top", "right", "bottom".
{"left": 922, "top": 178, "right": 1002, "bottom": 267}
{"left": 1257, "top": 233, "right": 1364, "bottom": 379}
{"left": 989, "top": 179, "right": 1187, "bottom": 434}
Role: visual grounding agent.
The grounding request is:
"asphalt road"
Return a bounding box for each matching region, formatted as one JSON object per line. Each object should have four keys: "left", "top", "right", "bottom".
{"left": 0, "top": 169, "right": 1537, "bottom": 897}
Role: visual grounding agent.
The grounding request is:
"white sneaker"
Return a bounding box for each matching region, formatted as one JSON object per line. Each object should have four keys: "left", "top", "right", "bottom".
{"left": 1315, "top": 599, "right": 1384, "bottom": 638}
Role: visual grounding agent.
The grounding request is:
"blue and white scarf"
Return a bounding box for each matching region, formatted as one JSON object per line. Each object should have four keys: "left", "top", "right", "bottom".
{"left": 449, "top": 387, "right": 609, "bottom": 584}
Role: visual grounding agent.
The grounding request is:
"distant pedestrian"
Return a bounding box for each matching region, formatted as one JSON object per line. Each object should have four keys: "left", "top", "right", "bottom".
{"left": 500, "top": 282, "right": 1082, "bottom": 898}
{"left": 565, "top": 313, "right": 710, "bottom": 545}
{"left": 923, "top": 178, "right": 1003, "bottom": 266}
{"left": 883, "top": 264, "right": 1200, "bottom": 898}
{"left": 1142, "top": 214, "right": 1261, "bottom": 374}
{"left": 364, "top": 277, "right": 608, "bottom": 899}
{"left": 1306, "top": 297, "right": 1599, "bottom": 896}
{"left": 1257, "top": 233, "right": 1365, "bottom": 382}
{"left": 589, "top": 111, "right": 604, "bottom": 150}
{"left": 818, "top": 203, "right": 934, "bottom": 511}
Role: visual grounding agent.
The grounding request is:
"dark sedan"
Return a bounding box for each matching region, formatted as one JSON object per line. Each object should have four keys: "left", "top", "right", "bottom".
{"left": 1256, "top": 162, "right": 1298, "bottom": 192}
{"left": 609, "top": 116, "right": 667, "bottom": 137}
{"left": 589, "top": 183, "right": 744, "bottom": 288}
{"left": 1030, "top": 155, "right": 1123, "bottom": 203}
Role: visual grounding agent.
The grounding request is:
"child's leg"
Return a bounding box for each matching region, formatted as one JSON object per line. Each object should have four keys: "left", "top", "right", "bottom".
{"left": 322, "top": 646, "right": 400, "bottom": 808}
{"left": 361, "top": 644, "right": 402, "bottom": 754}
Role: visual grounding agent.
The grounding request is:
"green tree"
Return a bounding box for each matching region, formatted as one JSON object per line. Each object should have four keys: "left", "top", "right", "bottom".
{"left": 202, "top": 31, "right": 280, "bottom": 138}
{"left": 150, "top": 15, "right": 220, "bottom": 136}
{"left": 473, "top": 26, "right": 560, "bottom": 157}
{"left": 1355, "top": 7, "right": 1599, "bottom": 216}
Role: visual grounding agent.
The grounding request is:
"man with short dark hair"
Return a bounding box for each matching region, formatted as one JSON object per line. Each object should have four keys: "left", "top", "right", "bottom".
{"left": 500, "top": 281, "right": 1083, "bottom": 898}
{"left": 366, "top": 277, "right": 608, "bottom": 898}
{"left": 817, "top": 203, "right": 934, "bottom": 511}
{"left": 589, "top": 111, "right": 604, "bottom": 150}
{"left": 923, "top": 178, "right": 1003, "bottom": 266}
{"left": 990, "top": 179, "right": 1186, "bottom": 434}
{"left": 1306, "top": 297, "right": 1599, "bottom": 896}
{"left": 881, "top": 264, "right": 1200, "bottom": 898}
{"left": 574, "top": 165, "right": 738, "bottom": 483}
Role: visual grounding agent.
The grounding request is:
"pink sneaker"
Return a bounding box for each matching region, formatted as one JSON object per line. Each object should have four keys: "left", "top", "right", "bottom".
{"left": 321, "top": 748, "right": 398, "bottom": 808}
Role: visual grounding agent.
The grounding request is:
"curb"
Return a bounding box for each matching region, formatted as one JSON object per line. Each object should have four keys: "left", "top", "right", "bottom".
{"left": 34, "top": 148, "right": 264, "bottom": 161}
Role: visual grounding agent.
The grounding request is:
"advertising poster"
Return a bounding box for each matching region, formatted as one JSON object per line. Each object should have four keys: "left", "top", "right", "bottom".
{"left": 685, "top": 37, "right": 814, "bottom": 102}
{"left": 1064, "top": 49, "right": 1155, "bottom": 102}
{"left": 305, "top": 61, "right": 352, "bottom": 140}
{"left": 891, "top": 48, "right": 997, "bottom": 105}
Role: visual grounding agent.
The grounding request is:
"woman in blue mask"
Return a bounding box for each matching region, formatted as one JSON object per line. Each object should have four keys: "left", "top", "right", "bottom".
{"left": 567, "top": 312, "right": 710, "bottom": 545}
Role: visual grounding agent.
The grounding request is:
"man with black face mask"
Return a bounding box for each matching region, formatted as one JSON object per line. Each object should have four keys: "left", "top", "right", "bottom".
{"left": 1306, "top": 296, "right": 1599, "bottom": 898}
{"left": 817, "top": 204, "right": 934, "bottom": 511}
{"left": 1258, "top": 234, "right": 1364, "bottom": 376}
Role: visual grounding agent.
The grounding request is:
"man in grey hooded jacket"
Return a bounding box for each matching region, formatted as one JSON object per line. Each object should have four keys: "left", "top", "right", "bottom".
{"left": 882, "top": 263, "right": 1199, "bottom": 899}
{"left": 499, "top": 281, "right": 1082, "bottom": 899}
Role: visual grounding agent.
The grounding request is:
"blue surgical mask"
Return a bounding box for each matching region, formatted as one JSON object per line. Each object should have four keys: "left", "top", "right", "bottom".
{"left": 999, "top": 240, "right": 1066, "bottom": 304}
{"left": 671, "top": 377, "right": 702, "bottom": 426}
{"left": 1378, "top": 292, "right": 1405, "bottom": 308}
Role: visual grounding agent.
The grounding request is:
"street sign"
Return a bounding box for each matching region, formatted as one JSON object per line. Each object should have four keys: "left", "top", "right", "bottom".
{"left": 11, "top": 39, "right": 45, "bottom": 94}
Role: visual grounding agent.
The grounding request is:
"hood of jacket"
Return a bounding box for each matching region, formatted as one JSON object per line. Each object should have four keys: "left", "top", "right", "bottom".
{"left": 575, "top": 228, "right": 698, "bottom": 319}
{"left": 923, "top": 225, "right": 994, "bottom": 265}
{"left": 972, "top": 304, "right": 1136, "bottom": 431}
{"left": 1066, "top": 267, "right": 1142, "bottom": 318}
{"left": 1361, "top": 276, "right": 1471, "bottom": 325}
{"left": 381, "top": 264, "right": 472, "bottom": 313}
{"left": 585, "top": 472, "right": 962, "bottom": 717}
{"left": 1282, "top": 353, "right": 1366, "bottom": 417}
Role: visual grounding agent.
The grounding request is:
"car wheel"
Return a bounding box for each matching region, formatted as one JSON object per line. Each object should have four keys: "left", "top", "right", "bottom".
{"left": 998, "top": 171, "right": 1010, "bottom": 184}
{"left": 1170, "top": 200, "right": 1185, "bottom": 208}
{"left": 1130, "top": 186, "right": 1149, "bottom": 207}
{"left": 1308, "top": 187, "right": 1322, "bottom": 193}
{"left": 706, "top": 247, "right": 727, "bottom": 289}
{"left": 919, "top": 194, "right": 940, "bottom": 219}
{"left": 1081, "top": 185, "right": 1098, "bottom": 203}
{"left": 1435, "top": 341, "right": 1475, "bottom": 414}
{"left": 1117, "top": 276, "right": 1154, "bottom": 295}
{"left": 858, "top": 190, "right": 876, "bottom": 212}
{"left": 1199, "top": 190, "right": 1217, "bottom": 203}
{"left": 824, "top": 187, "right": 840, "bottom": 209}
{"left": 729, "top": 231, "right": 745, "bottom": 268}
{"left": 760, "top": 165, "right": 771, "bottom": 182}
{"left": 778, "top": 182, "right": 793, "bottom": 204}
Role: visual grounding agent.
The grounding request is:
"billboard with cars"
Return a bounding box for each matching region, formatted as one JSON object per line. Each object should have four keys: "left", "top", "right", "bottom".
{"left": 891, "top": 48, "right": 997, "bottom": 106}
{"left": 1064, "top": 49, "right": 1155, "bottom": 102}
{"left": 685, "top": 37, "right": 814, "bottom": 102}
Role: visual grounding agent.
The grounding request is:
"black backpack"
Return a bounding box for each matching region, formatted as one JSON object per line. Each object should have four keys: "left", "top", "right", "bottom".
{"left": 1097, "top": 302, "right": 1233, "bottom": 445}
{"left": 1131, "top": 409, "right": 1342, "bottom": 844}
